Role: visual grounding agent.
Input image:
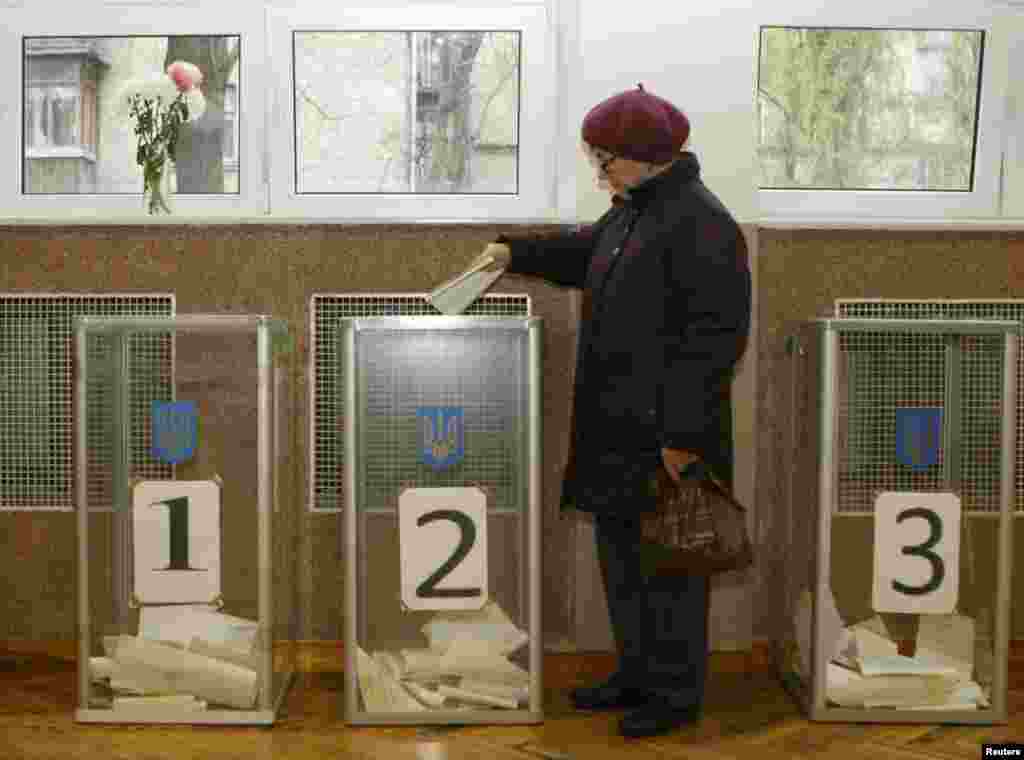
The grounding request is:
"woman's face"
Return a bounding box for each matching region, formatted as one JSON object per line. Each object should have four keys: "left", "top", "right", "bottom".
{"left": 582, "top": 143, "right": 654, "bottom": 196}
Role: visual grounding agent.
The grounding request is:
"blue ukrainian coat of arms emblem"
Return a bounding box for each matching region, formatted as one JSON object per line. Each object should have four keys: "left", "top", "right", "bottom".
{"left": 895, "top": 407, "right": 943, "bottom": 471}
{"left": 418, "top": 406, "right": 465, "bottom": 471}
{"left": 152, "top": 400, "right": 199, "bottom": 465}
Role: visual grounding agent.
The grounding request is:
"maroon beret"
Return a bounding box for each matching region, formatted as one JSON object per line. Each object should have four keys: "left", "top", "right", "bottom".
{"left": 581, "top": 83, "right": 690, "bottom": 164}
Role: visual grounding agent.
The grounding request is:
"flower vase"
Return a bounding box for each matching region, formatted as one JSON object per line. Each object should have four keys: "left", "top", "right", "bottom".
{"left": 145, "top": 158, "right": 173, "bottom": 215}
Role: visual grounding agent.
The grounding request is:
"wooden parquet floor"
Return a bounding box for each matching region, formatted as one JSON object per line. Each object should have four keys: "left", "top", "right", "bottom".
{"left": 0, "top": 645, "right": 1021, "bottom": 760}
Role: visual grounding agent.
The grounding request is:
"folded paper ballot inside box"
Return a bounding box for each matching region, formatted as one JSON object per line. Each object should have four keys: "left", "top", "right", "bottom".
{"left": 101, "top": 635, "right": 258, "bottom": 710}
{"left": 357, "top": 646, "right": 529, "bottom": 712}
{"left": 420, "top": 600, "right": 529, "bottom": 656}
{"left": 356, "top": 647, "right": 428, "bottom": 713}
{"left": 138, "top": 605, "right": 259, "bottom": 652}
{"left": 355, "top": 599, "right": 531, "bottom": 712}
{"left": 791, "top": 589, "right": 991, "bottom": 710}
{"left": 89, "top": 607, "right": 262, "bottom": 711}
{"left": 826, "top": 663, "right": 961, "bottom": 708}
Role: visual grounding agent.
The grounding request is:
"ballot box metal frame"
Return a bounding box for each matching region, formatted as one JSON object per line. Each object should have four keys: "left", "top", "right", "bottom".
{"left": 776, "top": 318, "right": 1017, "bottom": 725}
{"left": 74, "top": 314, "right": 297, "bottom": 726}
{"left": 342, "top": 316, "right": 543, "bottom": 725}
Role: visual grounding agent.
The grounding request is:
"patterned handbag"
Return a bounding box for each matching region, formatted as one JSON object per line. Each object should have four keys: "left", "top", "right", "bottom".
{"left": 638, "top": 461, "right": 754, "bottom": 576}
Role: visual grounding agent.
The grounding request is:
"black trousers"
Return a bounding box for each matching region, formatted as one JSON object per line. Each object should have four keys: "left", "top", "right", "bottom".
{"left": 593, "top": 511, "right": 709, "bottom": 709}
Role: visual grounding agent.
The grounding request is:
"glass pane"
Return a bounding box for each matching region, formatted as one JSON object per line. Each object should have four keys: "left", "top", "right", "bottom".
{"left": 23, "top": 36, "right": 241, "bottom": 196}
{"left": 757, "top": 28, "right": 983, "bottom": 191}
{"left": 349, "top": 324, "right": 534, "bottom": 720}
{"left": 294, "top": 31, "right": 520, "bottom": 194}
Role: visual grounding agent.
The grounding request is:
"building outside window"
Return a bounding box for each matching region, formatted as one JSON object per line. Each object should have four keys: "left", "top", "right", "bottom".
{"left": 23, "top": 37, "right": 107, "bottom": 193}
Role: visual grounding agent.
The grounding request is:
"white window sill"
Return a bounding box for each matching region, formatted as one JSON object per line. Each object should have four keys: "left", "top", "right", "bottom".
{"left": 0, "top": 215, "right": 567, "bottom": 226}
{"left": 756, "top": 217, "right": 1024, "bottom": 232}
{"left": 25, "top": 148, "right": 97, "bottom": 162}
{"left": 0, "top": 214, "right": 1020, "bottom": 231}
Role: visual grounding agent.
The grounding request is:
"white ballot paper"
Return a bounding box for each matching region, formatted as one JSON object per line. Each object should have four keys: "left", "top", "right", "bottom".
{"left": 427, "top": 256, "right": 506, "bottom": 315}
{"left": 856, "top": 654, "right": 960, "bottom": 678}
{"left": 437, "top": 684, "right": 517, "bottom": 710}
{"left": 104, "top": 635, "right": 258, "bottom": 709}
{"left": 355, "top": 646, "right": 427, "bottom": 713}
{"left": 915, "top": 613, "right": 975, "bottom": 681}
{"left": 402, "top": 680, "right": 447, "bottom": 709}
{"left": 437, "top": 634, "right": 529, "bottom": 685}
{"left": 826, "top": 663, "right": 959, "bottom": 708}
{"left": 139, "top": 605, "right": 259, "bottom": 653}
{"left": 397, "top": 649, "right": 447, "bottom": 682}
{"left": 354, "top": 599, "right": 529, "bottom": 711}
{"left": 458, "top": 678, "right": 529, "bottom": 705}
{"left": 113, "top": 695, "right": 208, "bottom": 712}
{"left": 421, "top": 599, "right": 528, "bottom": 656}
{"left": 837, "top": 616, "right": 899, "bottom": 666}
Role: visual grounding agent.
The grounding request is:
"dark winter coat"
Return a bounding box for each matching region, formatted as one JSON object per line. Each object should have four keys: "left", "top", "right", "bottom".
{"left": 497, "top": 152, "right": 751, "bottom": 516}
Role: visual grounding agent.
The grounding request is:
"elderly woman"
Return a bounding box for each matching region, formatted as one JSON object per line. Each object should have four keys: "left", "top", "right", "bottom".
{"left": 473, "top": 84, "right": 751, "bottom": 738}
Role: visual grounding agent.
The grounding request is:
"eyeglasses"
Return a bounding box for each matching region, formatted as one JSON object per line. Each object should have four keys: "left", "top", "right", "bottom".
{"left": 598, "top": 154, "right": 618, "bottom": 176}
{"left": 584, "top": 146, "right": 618, "bottom": 176}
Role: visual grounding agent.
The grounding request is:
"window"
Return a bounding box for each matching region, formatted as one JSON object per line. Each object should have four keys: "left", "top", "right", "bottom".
{"left": 293, "top": 31, "right": 520, "bottom": 195}
{"left": 756, "top": 2, "right": 1010, "bottom": 222}
{"left": 758, "top": 27, "right": 983, "bottom": 192}
{"left": 22, "top": 35, "right": 241, "bottom": 197}
{"left": 0, "top": 5, "right": 267, "bottom": 218}
{"left": 268, "top": 4, "right": 555, "bottom": 220}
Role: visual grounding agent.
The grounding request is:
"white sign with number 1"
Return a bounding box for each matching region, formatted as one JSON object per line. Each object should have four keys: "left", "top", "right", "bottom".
{"left": 132, "top": 479, "right": 221, "bottom": 606}
{"left": 399, "top": 487, "right": 488, "bottom": 611}
{"left": 873, "top": 491, "right": 960, "bottom": 615}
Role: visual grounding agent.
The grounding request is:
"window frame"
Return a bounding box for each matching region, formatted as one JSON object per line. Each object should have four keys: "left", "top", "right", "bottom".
{"left": 755, "top": 2, "right": 1012, "bottom": 223}
{"left": 0, "top": 5, "right": 267, "bottom": 219}
{"left": 265, "top": 3, "right": 557, "bottom": 222}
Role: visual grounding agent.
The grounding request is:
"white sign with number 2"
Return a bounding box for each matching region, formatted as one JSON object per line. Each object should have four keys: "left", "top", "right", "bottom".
{"left": 873, "top": 491, "right": 960, "bottom": 615}
{"left": 399, "top": 487, "right": 488, "bottom": 611}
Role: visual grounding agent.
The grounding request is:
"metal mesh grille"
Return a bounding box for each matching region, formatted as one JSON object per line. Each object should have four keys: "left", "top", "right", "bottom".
{"left": 84, "top": 329, "right": 176, "bottom": 513}
{"left": 310, "top": 293, "right": 530, "bottom": 512}
{"left": 0, "top": 294, "right": 174, "bottom": 511}
{"left": 834, "top": 302, "right": 1014, "bottom": 514}
{"left": 356, "top": 327, "right": 526, "bottom": 510}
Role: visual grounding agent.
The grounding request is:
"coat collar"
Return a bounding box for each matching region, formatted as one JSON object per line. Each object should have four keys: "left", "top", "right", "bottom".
{"left": 611, "top": 151, "right": 700, "bottom": 209}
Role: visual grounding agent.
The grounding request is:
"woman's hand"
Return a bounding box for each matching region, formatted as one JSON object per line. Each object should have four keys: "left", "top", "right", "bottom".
{"left": 661, "top": 447, "right": 701, "bottom": 484}
{"left": 469, "top": 243, "right": 511, "bottom": 272}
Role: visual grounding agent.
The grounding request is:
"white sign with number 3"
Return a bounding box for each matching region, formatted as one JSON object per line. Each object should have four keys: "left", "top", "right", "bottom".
{"left": 873, "top": 491, "right": 960, "bottom": 615}
{"left": 399, "top": 487, "right": 488, "bottom": 612}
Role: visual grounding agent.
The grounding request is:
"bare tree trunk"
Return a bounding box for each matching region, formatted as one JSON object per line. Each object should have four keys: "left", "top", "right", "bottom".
{"left": 426, "top": 32, "right": 483, "bottom": 191}
{"left": 164, "top": 36, "right": 239, "bottom": 194}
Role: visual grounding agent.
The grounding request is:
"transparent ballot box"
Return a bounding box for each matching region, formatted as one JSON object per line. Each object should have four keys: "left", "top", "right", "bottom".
{"left": 74, "top": 315, "right": 298, "bottom": 725}
{"left": 775, "top": 318, "right": 1017, "bottom": 724}
{"left": 341, "top": 317, "right": 543, "bottom": 725}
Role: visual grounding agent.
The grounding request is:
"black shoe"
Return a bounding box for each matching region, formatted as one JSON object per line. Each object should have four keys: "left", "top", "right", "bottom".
{"left": 570, "top": 672, "right": 650, "bottom": 711}
{"left": 619, "top": 699, "right": 701, "bottom": 738}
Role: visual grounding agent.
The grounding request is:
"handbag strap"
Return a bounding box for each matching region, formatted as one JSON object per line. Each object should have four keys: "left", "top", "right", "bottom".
{"left": 675, "top": 460, "right": 747, "bottom": 513}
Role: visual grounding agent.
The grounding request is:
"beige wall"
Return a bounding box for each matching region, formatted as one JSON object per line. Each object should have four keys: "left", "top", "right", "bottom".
{"left": 3, "top": 225, "right": 1024, "bottom": 651}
